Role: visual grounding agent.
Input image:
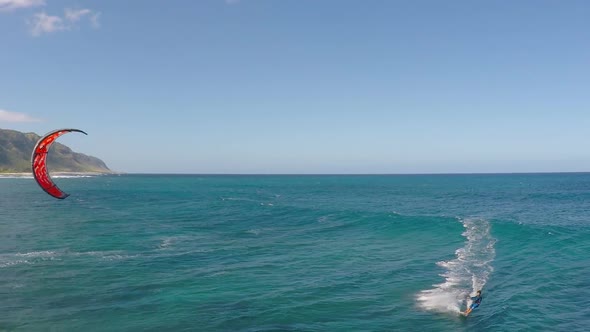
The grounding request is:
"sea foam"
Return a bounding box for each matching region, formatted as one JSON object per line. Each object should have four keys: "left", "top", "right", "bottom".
{"left": 417, "top": 218, "right": 496, "bottom": 314}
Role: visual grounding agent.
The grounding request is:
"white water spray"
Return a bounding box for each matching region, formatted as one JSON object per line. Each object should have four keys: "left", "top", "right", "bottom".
{"left": 417, "top": 218, "right": 496, "bottom": 314}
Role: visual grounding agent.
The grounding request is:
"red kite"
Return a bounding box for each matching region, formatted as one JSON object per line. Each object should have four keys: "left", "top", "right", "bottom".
{"left": 31, "top": 129, "right": 87, "bottom": 199}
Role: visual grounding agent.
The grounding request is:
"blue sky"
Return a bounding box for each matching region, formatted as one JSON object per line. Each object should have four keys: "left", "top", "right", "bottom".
{"left": 1, "top": 0, "right": 590, "bottom": 173}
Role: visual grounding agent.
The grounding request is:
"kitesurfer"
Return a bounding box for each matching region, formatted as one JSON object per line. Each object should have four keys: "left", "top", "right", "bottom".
{"left": 463, "top": 290, "right": 483, "bottom": 316}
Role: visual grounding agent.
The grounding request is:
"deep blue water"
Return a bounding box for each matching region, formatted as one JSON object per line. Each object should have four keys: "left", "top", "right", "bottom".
{"left": 1, "top": 174, "right": 590, "bottom": 331}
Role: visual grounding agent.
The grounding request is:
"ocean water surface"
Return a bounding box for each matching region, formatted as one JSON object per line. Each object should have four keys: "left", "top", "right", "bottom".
{"left": 1, "top": 174, "right": 590, "bottom": 331}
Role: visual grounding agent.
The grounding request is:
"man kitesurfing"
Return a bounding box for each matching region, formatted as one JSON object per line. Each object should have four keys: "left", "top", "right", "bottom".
{"left": 462, "top": 290, "right": 483, "bottom": 317}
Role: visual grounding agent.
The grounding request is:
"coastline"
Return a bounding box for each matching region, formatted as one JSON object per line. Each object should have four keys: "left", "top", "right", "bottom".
{"left": 0, "top": 172, "right": 114, "bottom": 178}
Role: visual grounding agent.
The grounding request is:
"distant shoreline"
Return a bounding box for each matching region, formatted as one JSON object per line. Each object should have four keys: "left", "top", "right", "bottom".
{"left": 3, "top": 171, "right": 589, "bottom": 177}
{"left": 0, "top": 172, "right": 114, "bottom": 178}
{"left": 109, "top": 171, "right": 590, "bottom": 175}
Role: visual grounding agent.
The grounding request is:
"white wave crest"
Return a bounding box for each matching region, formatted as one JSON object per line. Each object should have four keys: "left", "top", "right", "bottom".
{"left": 417, "top": 218, "right": 496, "bottom": 314}
{"left": 246, "top": 229, "right": 262, "bottom": 236}
{"left": 51, "top": 175, "right": 94, "bottom": 178}
{"left": 0, "top": 251, "right": 57, "bottom": 268}
{"left": 14, "top": 250, "right": 57, "bottom": 258}
{"left": 0, "top": 175, "right": 34, "bottom": 179}
{"left": 159, "top": 238, "right": 174, "bottom": 249}
{"left": 0, "top": 260, "right": 30, "bottom": 268}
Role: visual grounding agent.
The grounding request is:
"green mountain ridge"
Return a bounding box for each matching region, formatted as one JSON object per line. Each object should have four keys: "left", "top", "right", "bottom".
{"left": 0, "top": 128, "right": 112, "bottom": 173}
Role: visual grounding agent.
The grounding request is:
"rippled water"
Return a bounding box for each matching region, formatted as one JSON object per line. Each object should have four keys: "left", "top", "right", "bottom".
{"left": 1, "top": 174, "right": 589, "bottom": 331}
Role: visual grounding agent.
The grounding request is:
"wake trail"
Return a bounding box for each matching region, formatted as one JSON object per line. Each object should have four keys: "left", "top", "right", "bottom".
{"left": 417, "top": 218, "right": 496, "bottom": 314}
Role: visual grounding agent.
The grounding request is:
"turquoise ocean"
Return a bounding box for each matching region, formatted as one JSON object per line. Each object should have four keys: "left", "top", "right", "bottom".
{"left": 1, "top": 174, "right": 589, "bottom": 331}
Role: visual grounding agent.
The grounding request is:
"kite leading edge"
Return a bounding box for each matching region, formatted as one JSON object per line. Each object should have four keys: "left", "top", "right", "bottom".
{"left": 31, "top": 128, "right": 88, "bottom": 199}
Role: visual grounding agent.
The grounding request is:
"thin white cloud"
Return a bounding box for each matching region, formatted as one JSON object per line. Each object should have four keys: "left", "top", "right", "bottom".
{"left": 64, "top": 8, "right": 91, "bottom": 22}
{"left": 225, "top": 0, "right": 241, "bottom": 4}
{"left": 0, "top": 0, "right": 44, "bottom": 12}
{"left": 28, "top": 8, "right": 100, "bottom": 36}
{"left": 28, "top": 11, "right": 66, "bottom": 36}
{"left": 0, "top": 109, "right": 41, "bottom": 122}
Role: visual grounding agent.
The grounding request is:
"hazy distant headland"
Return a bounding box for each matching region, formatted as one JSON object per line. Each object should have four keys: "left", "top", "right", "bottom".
{"left": 0, "top": 128, "right": 112, "bottom": 174}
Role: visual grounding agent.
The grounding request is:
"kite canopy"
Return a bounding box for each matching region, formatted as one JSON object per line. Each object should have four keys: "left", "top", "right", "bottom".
{"left": 31, "top": 128, "right": 88, "bottom": 199}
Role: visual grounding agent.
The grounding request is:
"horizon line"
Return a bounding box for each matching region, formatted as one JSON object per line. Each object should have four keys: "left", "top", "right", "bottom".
{"left": 118, "top": 171, "right": 590, "bottom": 176}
